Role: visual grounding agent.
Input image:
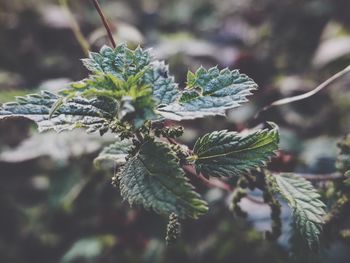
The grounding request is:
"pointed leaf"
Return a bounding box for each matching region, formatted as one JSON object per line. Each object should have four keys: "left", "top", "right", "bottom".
{"left": 81, "top": 44, "right": 180, "bottom": 107}
{"left": 0, "top": 91, "right": 118, "bottom": 133}
{"left": 158, "top": 67, "right": 257, "bottom": 121}
{"left": 64, "top": 74, "right": 126, "bottom": 99}
{"left": 82, "top": 44, "right": 151, "bottom": 81}
{"left": 273, "top": 173, "right": 326, "bottom": 250}
{"left": 192, "top": 123, "right": 279, "bottom": 177}
{"left": 118, "top": 141, "right": 208, "bottom": 218}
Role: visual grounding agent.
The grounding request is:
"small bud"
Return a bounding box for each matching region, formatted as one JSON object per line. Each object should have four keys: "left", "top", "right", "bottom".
{"left": 174, "top": 126, "right": 184, "bottom": 137}
{"left": 165, "top": 213, "right": 181, "bottom": 246}
{"left": 230, "top": 188, "right": 247, "bottom": 218}
{"left": 111, "top": 174, "right": 120, "bottom": 187}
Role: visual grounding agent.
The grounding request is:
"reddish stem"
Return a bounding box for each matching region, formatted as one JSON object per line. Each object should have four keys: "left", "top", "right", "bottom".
{"left": 245, "top": 196, "right": 265, "bottom": 204}
{"left": 165, "top": 136, "right": 177, "bottom": 145}
{"left": 91, "top": 0, "right": 116, "bottom": 48}
{"left": 182, "top": 165, "right": 234, "bottom": 192}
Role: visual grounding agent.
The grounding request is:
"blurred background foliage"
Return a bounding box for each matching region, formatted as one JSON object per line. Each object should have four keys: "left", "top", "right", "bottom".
{"left": 1, "top": 0, "right": 350, "bottom": 262}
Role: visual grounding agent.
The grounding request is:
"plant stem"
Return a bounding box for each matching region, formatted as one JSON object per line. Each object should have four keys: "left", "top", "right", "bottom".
{"left": 182, "top": 165, "right": 233, "bottom": 192}
{"left": 91, "top": 0, "right": 116, "bottom": 48}
{"left": 165, "top": 136, "right": 177, "bottom": 145}
{"left": 182, "top": 165, "right": 267, "bottom": 204}
{"left": 254, "top": 65, "right": 350, "bottom": 120}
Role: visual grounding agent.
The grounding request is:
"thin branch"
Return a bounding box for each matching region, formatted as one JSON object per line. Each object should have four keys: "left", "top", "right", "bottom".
{"left": 91, "top": 0, "right": 116, "bottom": 48}
{"left": 165, "top": 136, "right": 177, "bottom": 145}
{"left": 183, "top": 165, "right": 268, "bottom": 205}
{"left": 59, "top": 0, "right": 90, "bottom": 56}
{"left": 255, "top": 65, "right": 350, "bottom": 120}
{"left": 245, "top": 195, "right": 265, "bottom": 205}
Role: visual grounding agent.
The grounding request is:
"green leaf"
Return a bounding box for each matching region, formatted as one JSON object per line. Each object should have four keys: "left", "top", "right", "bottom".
{"left": 94, "top": 139, "right": 133, "bottom": 169}
{"left": 82, "top": 44, "right": 151, "bottom": 80}
{"left": 144, "top": 61, "right": 180, "bottom": 105}
{"left": 118, "top": 141, "right": 208, "bottom": 218}
{"left": 192, "top": 123, "right": 279, "bottom": 177}
{"left": 288, "top": 223, "right": 324, "bottom": 262}
{"left": 0, "top": 91, "right": 118, "bottom": 133}
{"left": 186, "top": 70, "right": 196, "bottom": 88}
{"left": 158, "top": 67, "right": 257, "bottom": 121}
{"left": 64, "top": 74, "right": 126, "bottom": 99}
{"left": 81, "top": 44, "right": 180, "bottom": 107}
{"left": 273, "top": 173, "right": 326, "bottom": 250}
{"left": 66, "top": 44, "right": 180, "bottom": 127}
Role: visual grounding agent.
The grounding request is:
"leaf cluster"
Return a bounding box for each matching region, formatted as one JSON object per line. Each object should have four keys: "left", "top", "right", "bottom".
{"left": 0, "top": 43, "right": 328, "bottom": 250}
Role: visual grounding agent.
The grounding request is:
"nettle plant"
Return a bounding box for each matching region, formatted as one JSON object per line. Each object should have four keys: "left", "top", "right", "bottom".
{"left": 0, "top": 44, "right": 326, "bottom": 250}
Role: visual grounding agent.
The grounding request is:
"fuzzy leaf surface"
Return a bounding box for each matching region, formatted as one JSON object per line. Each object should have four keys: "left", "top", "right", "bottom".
{"left": 158, "top": 67, "right": 257, "bottom": 120}
{"left": 82, "top": 44, "right": 151, "bottom": 80}
{"left": 192, "top": 123, "right": 279, "bottom": 177}
{"left": 81, "top": 44, "right": 180, "bottom": 106}
{"left": 0, "top": 91, "right": 118, "bottom": 133}
{"left": 144, "top": 61, "right": 179, "bottom": 105}
{"left": 118, "top": 141, "right": 208, "bottom": 218}
{"left": 273, "top": 173, "right": 326, "bottom": 250}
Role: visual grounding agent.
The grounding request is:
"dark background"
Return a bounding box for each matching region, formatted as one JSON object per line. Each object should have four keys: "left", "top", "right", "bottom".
{"left": 1, "top": 0, "right": 350, "bottom": 262}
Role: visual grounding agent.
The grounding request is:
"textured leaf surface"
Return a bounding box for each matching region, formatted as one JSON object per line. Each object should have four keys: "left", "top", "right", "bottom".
{"left": 65, "top": 74, "right": 125, "bottom": 99}
{"left": 118, "top": 141, "right": 208, "bottom": 218}
{"left": 158, "top": 67, "right": 257, "bottom": 121}
{"left": 0, "top": 91, "right": 118, "bottom": 133}
{"left": 144, "top": 61, "right": 180, "bottom": 105}
{"left": 192, "top": 123, "right": 279, "bottom": 177}
{"left": 273, "top": 173, "right": 326, "bottom": 250}
{"left": 81, "top": 44, "right": 180, "bottom": 107}
{"left": 94, "top": 139, "right": 133, "bottom": 169}
{"left": 82, "top": 44, "right": 151, "bottom": 80}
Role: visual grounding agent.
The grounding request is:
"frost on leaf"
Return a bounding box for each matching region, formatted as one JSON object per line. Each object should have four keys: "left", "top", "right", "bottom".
{"left": 118, "top": 141, "right": 208, "bottom": 218}
{"left": 0, "top": 91, "right": 118, "bottom": 133}
{"left": 192, "top": 123, "right": 279, "bottom": 177}
{"left": 158, "top": 66, "right": 258, "bottom": 121}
